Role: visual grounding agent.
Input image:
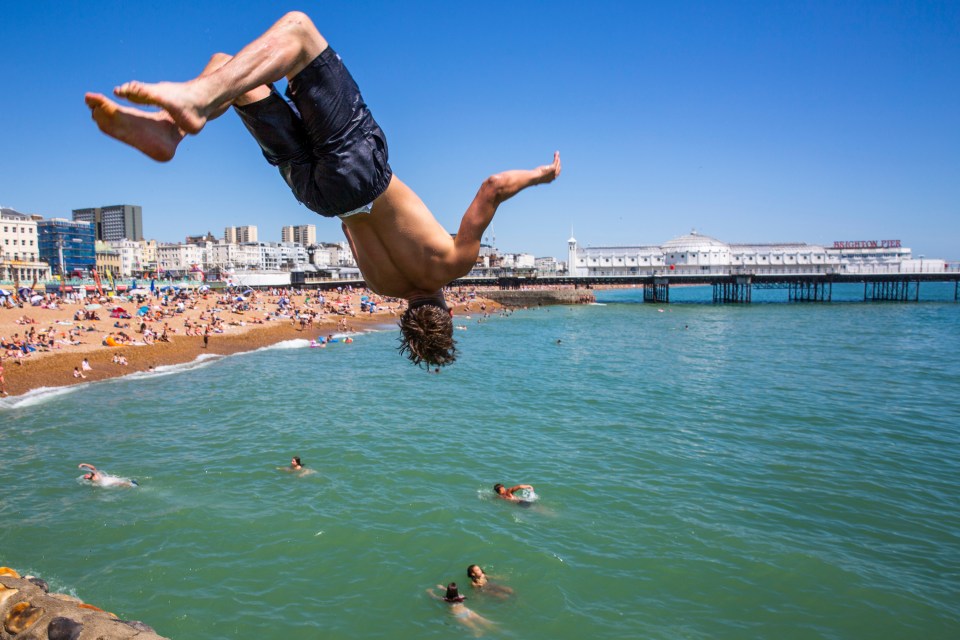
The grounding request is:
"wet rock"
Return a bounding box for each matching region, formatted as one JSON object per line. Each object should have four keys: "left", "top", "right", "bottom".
{"left": 48, "top": 616, "right": 83, "bottom": 640}
{"left": 4, "top": 601, "right": 45, "bottom": 634}
{"left": 122, "top": 619, "right": 157, "bottom": 633}
{"left": 0, "top": 584, "right": 18, "bottom": 606}
{"left": 27, "top": 576, "right": 51, "bottom": 592}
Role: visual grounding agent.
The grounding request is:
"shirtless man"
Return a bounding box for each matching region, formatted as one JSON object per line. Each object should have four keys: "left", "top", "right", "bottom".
{"left": 84, "top": 11, "right": 561, "bottom": 367}
{"left": 78, "top": 463, "right": 138, "bottom": 488}
{"left": 493, "top": 483, "right": 536, "bottom": 506}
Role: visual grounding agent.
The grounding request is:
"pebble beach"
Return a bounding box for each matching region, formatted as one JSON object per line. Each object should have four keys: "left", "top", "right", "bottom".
{"left": 0, "top": 288, "right": 493, "bottom": 397}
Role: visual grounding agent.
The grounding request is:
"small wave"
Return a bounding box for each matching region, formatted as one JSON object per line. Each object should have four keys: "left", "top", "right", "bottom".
{"left": 589, "top": 302, "right": 607, "bottom": 306}
{"left": 0, "top": 385, "right": 80, "bottom": 409}
{"left": 129, "top": 353, "right": 222, "bottom": 377}
{"left": 260, "top": 339, "right": 310, "bottom": 351}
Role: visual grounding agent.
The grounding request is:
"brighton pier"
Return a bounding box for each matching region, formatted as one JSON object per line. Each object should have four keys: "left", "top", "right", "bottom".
{"left": 453, "top": 231, "right": 960, "bottom": 303}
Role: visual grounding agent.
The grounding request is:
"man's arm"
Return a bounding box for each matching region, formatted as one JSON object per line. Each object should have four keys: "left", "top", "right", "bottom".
{"left": 451, "top": 152, "right": 561, "bottom": 273}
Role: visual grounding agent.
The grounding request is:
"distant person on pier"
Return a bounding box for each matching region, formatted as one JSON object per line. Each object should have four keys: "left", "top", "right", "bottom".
{"left": 85, "top": 11, "right": 561, "bottom": 369}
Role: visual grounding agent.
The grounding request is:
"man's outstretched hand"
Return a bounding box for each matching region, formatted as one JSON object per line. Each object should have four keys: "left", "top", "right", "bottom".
{"left": 536, "top": 151, "right": 562, "bottom": 185}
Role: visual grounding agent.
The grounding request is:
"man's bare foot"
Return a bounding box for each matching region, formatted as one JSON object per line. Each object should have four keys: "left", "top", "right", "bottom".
{"left": 113, "top": 80, "right": 208, "bottom": 135}
{"left": 85, "top": 92, "right": 184, "bottom": 162}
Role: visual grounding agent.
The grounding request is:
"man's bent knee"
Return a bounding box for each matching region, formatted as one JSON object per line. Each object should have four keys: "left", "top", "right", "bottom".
{"left": 272, "top": 11, "right": 328, "bottom": 78}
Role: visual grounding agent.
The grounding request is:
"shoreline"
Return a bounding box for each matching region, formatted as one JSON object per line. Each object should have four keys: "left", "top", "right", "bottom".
{"left": 1, "top": 291, "right": 497, "bottom": 399}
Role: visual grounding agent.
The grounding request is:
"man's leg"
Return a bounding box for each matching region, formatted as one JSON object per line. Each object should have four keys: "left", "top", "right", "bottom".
{"left": 113, "top": 11, "right": 327, "bottom": 135}
{"left": 86, "top": 53, "right": 271, "bottom": 161}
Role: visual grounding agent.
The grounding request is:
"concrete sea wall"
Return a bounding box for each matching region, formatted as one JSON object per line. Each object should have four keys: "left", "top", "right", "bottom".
{"left": 481, "top": 289, "right": 595, "bottom": 307}
{"left": 0, "top": 567, "right": 167, "bottom": 640}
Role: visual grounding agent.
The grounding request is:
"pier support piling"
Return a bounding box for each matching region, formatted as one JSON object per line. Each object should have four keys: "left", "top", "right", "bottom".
{"left": 644, "top": 278, "right": 670, "bottom": 303}
{"left": 713, "top": 276, "right": 752, "bottom": 303}
{"left": 864, "top": 279, "right": 918, "bottom": 302}
{"left": 788, "top": 279, "right": 832, "bottom": 302}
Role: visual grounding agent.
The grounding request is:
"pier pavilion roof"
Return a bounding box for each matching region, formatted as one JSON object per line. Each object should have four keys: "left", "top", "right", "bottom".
{"left": 661, "top": 230, "right": 729, "bottom": 252}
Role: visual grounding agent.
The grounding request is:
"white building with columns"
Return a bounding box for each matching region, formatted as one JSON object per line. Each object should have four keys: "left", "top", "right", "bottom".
{"left": 567, "top": 230, "right": 932, "bottom": 277}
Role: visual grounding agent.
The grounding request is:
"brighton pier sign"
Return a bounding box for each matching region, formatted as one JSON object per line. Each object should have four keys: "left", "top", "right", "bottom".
{"left": 832, "top": 240, "right": 902, "bottom": 249}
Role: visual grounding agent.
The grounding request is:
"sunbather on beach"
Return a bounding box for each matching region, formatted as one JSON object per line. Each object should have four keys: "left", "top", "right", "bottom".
{"left": 85, "top": 11, "right": 560, "bottom": 368}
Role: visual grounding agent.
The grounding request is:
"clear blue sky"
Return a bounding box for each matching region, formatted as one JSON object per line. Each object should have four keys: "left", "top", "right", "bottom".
{"left": 2, "top": 1, "right": 957, "bottom": 259}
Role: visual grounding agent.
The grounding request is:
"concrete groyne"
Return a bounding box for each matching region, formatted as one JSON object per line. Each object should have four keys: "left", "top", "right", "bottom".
{"left": 480, "top": 289, "right": 595, "bottom": 307}
{"left": 0, "top": 567, "right": 167, "bottom": 640}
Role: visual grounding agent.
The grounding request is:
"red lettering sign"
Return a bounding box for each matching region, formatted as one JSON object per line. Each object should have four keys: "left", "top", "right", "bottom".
{"left": 832, "top": 240, "right": 901, "bottom": 250}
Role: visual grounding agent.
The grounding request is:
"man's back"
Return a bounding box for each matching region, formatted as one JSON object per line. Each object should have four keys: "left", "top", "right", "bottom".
{"left": 342, "top": 175, "right": 466, "bottom": 299}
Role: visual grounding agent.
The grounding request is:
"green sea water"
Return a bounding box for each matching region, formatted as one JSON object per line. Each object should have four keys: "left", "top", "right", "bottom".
{"left": 2, "top": 285, "right": 959, "bottom": 639}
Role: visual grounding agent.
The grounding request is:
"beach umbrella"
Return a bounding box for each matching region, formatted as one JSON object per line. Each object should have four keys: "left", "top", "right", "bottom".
{"left": 360, "top": 295, "right": 369, "bottom": 301}
{"left": 30, "top": 294, "right": 43, "bottom": 304}
{"left": 85, "top": 303, "right": 102, "bottom": 311}
{"left": 198, "top": 284, "right": 211, "bottom": 293}
{"left": 137, "top": 306, "right": 150, "bottom": 316}
{"left": 129, "top": 288, "right": 149, "bottom": 296}
{"left": 0, "top": 288, "right": 10, "bottom": 297}
{"left": 18, "top": 287, "right": 33, "bottom": 298}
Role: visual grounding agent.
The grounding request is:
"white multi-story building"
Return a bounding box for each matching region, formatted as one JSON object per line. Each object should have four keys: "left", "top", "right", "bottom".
{"left": 157, "top": 242, "right": 206, "bottom": 272}
{"left": 207, "top": 242, "right": 261, "bottom": 271}
{"left": 0, "top": 208, "right": 50, "bottom": 282}
{"left": 310, "top": 242, "right": 355, "bottom": 268}
{"left": 535, "top": 256, "right": 562, "bottom": 274}
{"left": 105, "top": 239, "right": 146, "bottom": 277}
{"left": 567, "top": 231, "right": 932, "bottom": 277}
{"left": 252, "top": 242, "right": 308, "bottom": 271}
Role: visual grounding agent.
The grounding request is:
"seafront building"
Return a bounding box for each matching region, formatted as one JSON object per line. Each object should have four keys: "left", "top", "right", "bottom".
{"left": 224, "top": 225, "right": 258, "bottom": 243}
{"left": 0, "top": 208, "right": 51, "bottom": 283}
{"left": 72, "top": 204, "right": 143, "bottom": 242}
{"left": 37, "top": 219, "right": 96, "bottom": 277}
{"left": 281, "top": 224, "right": 316, "bottom": 247}
{"left": 566, "top": 230, "right": 942, "bottom": 277}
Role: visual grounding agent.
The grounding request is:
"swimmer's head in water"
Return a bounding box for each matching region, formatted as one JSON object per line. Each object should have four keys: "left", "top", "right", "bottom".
{"left": 493, "top": 483, "right": 505, "bottom": 495}
{"left": 444, "top": 582, "right": 466, "bottom": 602}
{"left": 83, "top": 473, "right": 94, "bottom": 480}
{"left": 467, "top": 565, "right": 483, "bottom": 580}
{"left": 292, "top": 456, "right": 301, "bottom": 467}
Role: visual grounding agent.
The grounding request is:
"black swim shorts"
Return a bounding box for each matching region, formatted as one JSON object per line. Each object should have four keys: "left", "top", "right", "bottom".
{"left": 234, "top": 46, "right": 392, "bottom": 217}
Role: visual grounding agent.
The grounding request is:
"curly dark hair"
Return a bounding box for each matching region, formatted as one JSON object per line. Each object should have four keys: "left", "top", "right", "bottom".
{"left": 397, "top": 304, "right": 457, "bottom": 367}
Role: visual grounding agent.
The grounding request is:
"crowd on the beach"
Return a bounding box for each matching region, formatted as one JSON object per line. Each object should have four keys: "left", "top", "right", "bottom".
{"left": 0, "top": 284, "right": 500, "bottom": 397}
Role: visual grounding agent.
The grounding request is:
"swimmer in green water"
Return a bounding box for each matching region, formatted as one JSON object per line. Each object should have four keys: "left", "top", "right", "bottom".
{"left": 277, "top": 456, "right": 315, "bottom": 476}
{"left": 78, "top": 463, "right": 138, "bottom": 488}
{"left": 426, "top": 582, "right": 495, "bottom": 635}
{"left": 467, "top": 565, "right": 514, "bottom": 599}
{"left": 493, "top": 483, "right": 535, "bottom": 506}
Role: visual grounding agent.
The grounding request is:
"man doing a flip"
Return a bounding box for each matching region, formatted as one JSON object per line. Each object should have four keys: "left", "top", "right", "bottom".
{"left": 85, "top": 11, "right": 561, "bottom": 367}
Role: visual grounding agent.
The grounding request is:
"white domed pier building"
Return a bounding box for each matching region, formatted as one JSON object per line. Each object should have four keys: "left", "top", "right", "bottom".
{"left": 567, "top": 230, "right": 933, "bottom": 278}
